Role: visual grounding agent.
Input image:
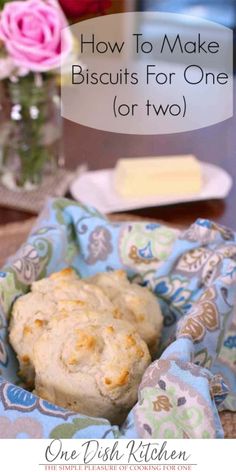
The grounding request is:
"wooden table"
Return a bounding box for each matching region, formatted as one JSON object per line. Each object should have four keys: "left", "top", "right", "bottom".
{"left": 0, "top": 103, "right": 235, "bottom": 229}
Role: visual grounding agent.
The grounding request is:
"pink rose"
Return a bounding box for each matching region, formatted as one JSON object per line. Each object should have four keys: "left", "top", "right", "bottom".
{"left": 0, "top": 0, "right": 72, "bottom": 72}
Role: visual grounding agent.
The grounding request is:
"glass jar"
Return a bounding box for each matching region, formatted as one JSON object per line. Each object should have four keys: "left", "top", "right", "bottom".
{"left": 0, "top": 73, "right": 63, "bottom": 190}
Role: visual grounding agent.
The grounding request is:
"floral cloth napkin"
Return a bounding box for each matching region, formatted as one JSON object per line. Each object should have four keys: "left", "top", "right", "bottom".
{"left": 0, "top": 198, "right": 235, "bottom": 439}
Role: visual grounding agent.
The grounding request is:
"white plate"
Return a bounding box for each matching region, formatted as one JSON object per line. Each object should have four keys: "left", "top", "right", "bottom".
{"left": 70, "top": 162, "right": 233, "bottom": 213}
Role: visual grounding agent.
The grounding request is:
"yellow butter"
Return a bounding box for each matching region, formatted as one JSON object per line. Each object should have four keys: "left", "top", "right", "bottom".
{"left": 114, "top": 155, "right": 202, "bottom": 198}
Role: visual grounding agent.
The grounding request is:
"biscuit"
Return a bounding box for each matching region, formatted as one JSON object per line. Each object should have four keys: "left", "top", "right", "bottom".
{"left": 89, "top": 270, "right": 129, "bottom": 298}
{"left": 89, "top": 270, "right": 163, "bottom": 355}
{"left": 10, "top": 266, "right": 163, "bottom": 419}
{"left": 10, "top": 269, "right": 114, "bottom": 384}
{"left": 9, "top": 292, "right": 57, "bottom": 386}
{"left": 33, "top": 312, "right": 151, "bottom": 423}
{"left": 31, "top": 267, "right": 79, "bottom": 294}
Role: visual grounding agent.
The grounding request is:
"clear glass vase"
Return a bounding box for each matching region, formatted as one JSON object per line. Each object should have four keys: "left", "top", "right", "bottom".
{"left": 0, "top": 73, "right": 63, "bottom": 191}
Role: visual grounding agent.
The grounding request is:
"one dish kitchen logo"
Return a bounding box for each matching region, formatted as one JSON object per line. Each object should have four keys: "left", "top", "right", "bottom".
{"left": 40, "top": 440, "right": 197, "bottom": 471}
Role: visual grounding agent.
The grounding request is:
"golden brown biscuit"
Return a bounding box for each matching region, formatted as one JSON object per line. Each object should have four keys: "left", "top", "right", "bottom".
{"left": 10, "top": 269, "right": 114, "bottom": 384}
{"left": 89, "top": 270, "right": 129, "bottom": 298}
{"left": 33, "top": 311, "right": 151, "bottom": 423}
{"left": 31, "top": 267, "right": 79, "bottom": 294}
{"left": 89, "top": 270, "right": 163, "bottom": 355}
{"left": 9, "top": 292, "right": 57, "bottom": 386}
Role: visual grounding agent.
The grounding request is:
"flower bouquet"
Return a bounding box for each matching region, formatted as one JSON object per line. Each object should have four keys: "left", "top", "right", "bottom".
{"left": 0, "top": 0, "right": 73, "bottom": 190}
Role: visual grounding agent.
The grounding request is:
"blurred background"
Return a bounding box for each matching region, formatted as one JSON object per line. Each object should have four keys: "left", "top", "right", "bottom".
{"left": 60, "top": 0, "right": 235, "bottom": 227}
{"left": 0, "top": 0, "right": 235, "bottom": 230}
{"left": 63, "top": 0, "right": 236, "bottom": 56}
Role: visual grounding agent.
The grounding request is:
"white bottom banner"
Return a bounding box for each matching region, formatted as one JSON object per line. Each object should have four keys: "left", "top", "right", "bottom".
{"left": 0, "top": 439, "right": 234, "bottom": 472}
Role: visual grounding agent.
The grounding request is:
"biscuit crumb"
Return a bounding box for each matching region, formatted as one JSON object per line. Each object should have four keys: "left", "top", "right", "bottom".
{"left": 116, "top": 270, "right": 126, "bottom": 278}
{"left": 34, "top": 319, "right": 44, "bottom": 327}
{"left": 51, "top": 268, "right": 75, "bottom": 280}
{"left": 113, "top": 308, "right": 122, "bottom": 319}
{"left": 23, "top": 326, "right": 32, "bottom": 335}
{"left": 68, "top": 356, "right": 78, "bottom": 366}
{"left": 75, "top": 331, "right": 95, "bottom": 350}
{"left": 104, "top": 377, "right": 112, "bottom": 385}
{"left": 106, "top": 326, "right": 114, "bottom": 334}
{"left": 136, "top": 347, "right": 145, "bottom": 358}
{"left": 126, "top": 334, "right": 136, "bottom": 347}
{"left": 21, "top": 355, "right": 30, "bottom": 363}
{"left": 116, "top": 369, "right": 129, "bottom": 386}
{"left": 105, "top": 369, "right": 129, "bottom": 388}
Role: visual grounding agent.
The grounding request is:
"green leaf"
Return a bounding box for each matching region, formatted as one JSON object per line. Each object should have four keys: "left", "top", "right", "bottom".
{"left": 49, "top": 423, "right": 77, "bottom": 439}
{"left": 50, "top": 417, "right": 109, "bottom": 439}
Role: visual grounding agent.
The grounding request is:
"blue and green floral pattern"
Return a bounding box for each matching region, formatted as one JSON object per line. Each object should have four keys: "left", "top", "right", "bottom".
{"left": 0, "top": 198, "right": 235, "bottom": 438}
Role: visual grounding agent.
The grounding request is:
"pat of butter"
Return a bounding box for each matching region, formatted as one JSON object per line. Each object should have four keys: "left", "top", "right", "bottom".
{"left": 114, "top": 155, "right": 202, "bottom": 199}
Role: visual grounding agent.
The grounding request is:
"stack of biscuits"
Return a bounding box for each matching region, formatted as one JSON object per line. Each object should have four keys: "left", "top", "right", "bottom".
{"left": 9, "top": 268, "right": 163, "bottom": 423}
